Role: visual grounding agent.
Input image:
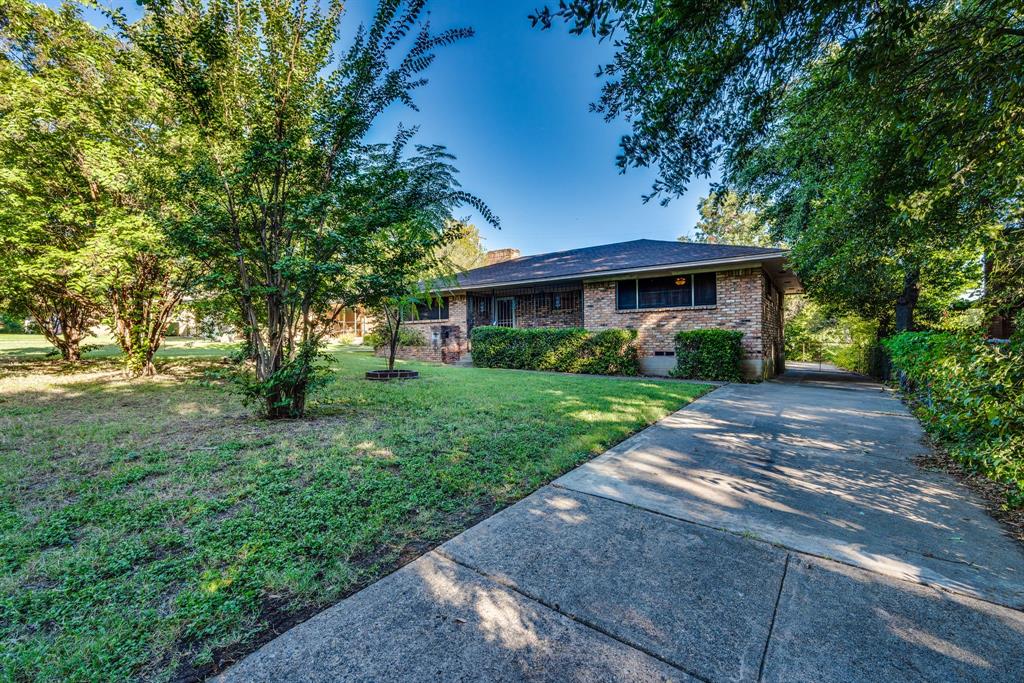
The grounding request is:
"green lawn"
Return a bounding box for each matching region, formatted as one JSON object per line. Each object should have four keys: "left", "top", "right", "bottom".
{"left": 0, "top": 333, "right": 240, "bottom": 362}
{"left": 0, "top": 335, "right": 710, "bottom": 682}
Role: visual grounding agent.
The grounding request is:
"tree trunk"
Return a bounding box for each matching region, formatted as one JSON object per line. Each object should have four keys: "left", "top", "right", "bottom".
{"left": 894, "top": 267, "right": 920, "bottom": 332}
{"left": 872, "top": 314, "right": 893, "bottom": 381}
{"left": 255, "top": 302, "right": 315, "bottom": 419}
{"left": 60, "top": 337, "right": 83, "bottom": 362}
{"left": 383, "top": 302, "right": 401, "bottom": 371}
{"left": 387, "top": 328, "right": 399, "bottom": 371}
{"left": 893, "top": 268, "right": 919, "bottom": 389}
{"left": 28, "top": 294, "right": 93, "bottom": 363}
{"left": 108, "top": 278, "right": 182, "bottom": 378}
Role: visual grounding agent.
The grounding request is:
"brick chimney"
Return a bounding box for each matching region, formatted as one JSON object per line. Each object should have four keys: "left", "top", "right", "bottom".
{"left": 484, "top": 248, "right": 521, "bottom": 266}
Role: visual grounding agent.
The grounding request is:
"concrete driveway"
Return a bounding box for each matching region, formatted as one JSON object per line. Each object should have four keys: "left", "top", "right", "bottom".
{"left": 219, "top": 363, "right": 1024, "bottom": 682}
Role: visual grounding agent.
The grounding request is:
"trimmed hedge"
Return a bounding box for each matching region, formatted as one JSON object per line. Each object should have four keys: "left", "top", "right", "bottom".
{"left": 885, "top": 331, "right": 1023, "bottom": 507}
{"left": 470, "top": 326, "right": 640, "bottom": 376}
{"left": 671, "top": 329, "right": 744, "bottom": 381}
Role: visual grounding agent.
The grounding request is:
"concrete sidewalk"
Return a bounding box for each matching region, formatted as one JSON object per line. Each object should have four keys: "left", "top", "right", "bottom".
{"left": 219, "top": 363, "right": 1024, "bottom": 682}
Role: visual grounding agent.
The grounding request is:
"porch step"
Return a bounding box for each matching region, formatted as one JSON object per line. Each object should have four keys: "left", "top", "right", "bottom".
{"left": 452, "top": 353, "right": 474, "bottom": 368}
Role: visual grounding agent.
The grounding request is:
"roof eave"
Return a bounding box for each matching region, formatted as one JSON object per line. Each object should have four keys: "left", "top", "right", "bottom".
{"left": 446, "top": 251, "right": 793, "bottom": 292}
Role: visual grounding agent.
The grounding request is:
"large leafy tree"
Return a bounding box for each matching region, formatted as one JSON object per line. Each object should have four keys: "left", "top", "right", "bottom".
{"left": 121, "top": 0, "right": 492, "bottom": 417}
{"left": 435, "top": 220, "right": 487, "bottom": 272}
{"left": 532, "top": 0, "right": 1023, "bottom": 208}
{"left": 533, "top": 0, "right": 1019, "bottom": 329}
{"left": 0, "top": 0, "right": 194, "bottom": 371}
{"left": 0, "top": 0, "right": 106, "bottom": 360}
{"left": 735, "top": 61, "right": 985, "bottom": 331}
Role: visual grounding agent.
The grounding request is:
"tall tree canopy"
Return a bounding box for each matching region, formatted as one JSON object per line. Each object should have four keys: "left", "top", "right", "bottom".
{"left": 686, "top": 191, "right": 779, "bottom": 248}
{"left": 435, "top": 220, "right": 487, "bottom": 273}
{"left": 120, "top": 0, "right": 495, "bottom": 417}
{"left": 532, "top": 0, "right": 1023, "bottom": 208}
{"left": 0, "top": 0, "right": 192, "bottom": 370}
{"left": 534, "top": 0, "right": 1020, "bottom": 328}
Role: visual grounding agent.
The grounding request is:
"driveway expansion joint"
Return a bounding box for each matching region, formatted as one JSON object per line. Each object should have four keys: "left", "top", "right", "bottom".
{"left": 757, "top": 554, "right": 790, "bottom": 682}
{"left": 433, "top": 547, "right": 715, "bottom": 683}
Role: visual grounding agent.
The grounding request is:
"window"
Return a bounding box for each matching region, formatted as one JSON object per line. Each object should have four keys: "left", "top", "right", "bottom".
{"left": 638, "top": 275, "right": 691, "bottom": 308}
{"left": 616, "top": 272, "right": 716, "bottom": 310}
{"left": 413, "top": 297, "right": 449, "bottom": 320}
{"left": 548, "top": 291, "right": 579, "bottom": 312}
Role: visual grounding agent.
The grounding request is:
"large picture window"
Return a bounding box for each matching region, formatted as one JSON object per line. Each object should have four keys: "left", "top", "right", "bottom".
{"left": 616, "top": 272, "right": 716, "bottom": 310}
{"left": 412, "top": 297, "right": 449, "bottom": 320}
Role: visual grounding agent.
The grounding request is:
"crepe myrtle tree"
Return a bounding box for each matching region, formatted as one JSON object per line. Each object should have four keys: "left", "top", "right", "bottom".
{"left": 356, "top": 155, "right": 491, "bottom": 372}
{"left": 372, "top": 289, "right": 436, "bottom": 372}
{"left": 120, "top": 0, "right": 493, "bottom": 416}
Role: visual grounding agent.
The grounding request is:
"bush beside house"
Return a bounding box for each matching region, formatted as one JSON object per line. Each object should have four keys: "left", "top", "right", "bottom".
{"left": 470, "top": 326, "right": 640, "bottom": 376}
{"left": 885, "top": 331, "right": 1024, "bottom": 507}
{"left": 671, "top": 329, "right": 744, "bottom": 382}
{"left": 364, "top": 327, "right": 427, "bottom": 349}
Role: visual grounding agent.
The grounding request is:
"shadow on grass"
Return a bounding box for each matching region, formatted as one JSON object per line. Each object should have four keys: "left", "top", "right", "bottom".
{"left": 1, "top": 353, "right": 706, "bottom": 682}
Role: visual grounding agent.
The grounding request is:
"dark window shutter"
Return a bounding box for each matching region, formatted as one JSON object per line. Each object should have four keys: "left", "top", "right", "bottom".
{"left": 616, "top": 281, "right": 637, "bottom": 309}
{"left": 694, "top": 272, "right": 717, "bottom": 306}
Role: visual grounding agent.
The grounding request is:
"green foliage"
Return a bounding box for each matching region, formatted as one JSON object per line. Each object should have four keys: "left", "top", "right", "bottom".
{"left": 534, "top": 1, "right": 1023, "bottom": 220}
{"left": 885, "top": 332, "right": 1024, "bottom": 507}
{"left": 535, "top": 1, "right": 1017, "bottom": 333}
{"left": 670, "top": 329, "right": 744, "bottom": 382}
{"left": 983, "top": 227, "right": 1024, "bottom": 332}
{"left": 364, "top": 327, "right": 426, "bottom": 349}
{"left": 434, "top": 220, "right": 488, "bottom": 274}
{"left": 0, "top": 345, "right": 706, "bottom": 681}
{"left": 734, "top": 60, "right": 986, "bottom": 331}
{"left": 0, "top": 0, "right": 192, "bottom": 370}
{"left": 120, "top": 0, "right": 493, "bottom": 416}
{"left": 785, "top": 299, "right": 883, "bottom": 376}
{"left": 218, "top": 341, "right": 330, "bottom": 419}
{"left": 0, "top": 312, "right": 24, "bottom": 333}
{"left": 687, "top": 191, "right": 780, "bottom": 248}
{"left": 471, "top": 326, "right": 640, "bottom": 375}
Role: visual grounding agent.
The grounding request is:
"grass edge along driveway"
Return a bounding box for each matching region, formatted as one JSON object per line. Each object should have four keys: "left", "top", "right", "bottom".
{"left": 0, "top": 340, "right": 710, "bottom": 682}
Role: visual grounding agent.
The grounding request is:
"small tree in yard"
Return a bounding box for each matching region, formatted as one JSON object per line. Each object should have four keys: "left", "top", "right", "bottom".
{"left": 122, "top": 0, "right": 493, "bottom": 417}
{"left": 378, "top": 294, "right": 416, "bottom": 372}
{"left": 374, "top": 290, "right": 440, "bottom": 372}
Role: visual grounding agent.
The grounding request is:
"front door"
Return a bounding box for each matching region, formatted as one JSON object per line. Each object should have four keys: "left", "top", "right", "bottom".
{"left": 494, "top": 297, "right": 516, "bottom": 327}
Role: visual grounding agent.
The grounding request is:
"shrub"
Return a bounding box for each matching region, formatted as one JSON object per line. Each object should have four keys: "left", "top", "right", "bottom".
{"left": 0, "top": 312, "right": 25, "bottom": 333}
{"left": 671, "top": 329, "right": 744, "bottom": 381}
{"left": 364, "top": 326, "right": 426, "bottom": 349}
{"left": 471, "top": 326, "right": 640, "bottom": 375}
{"left": 885, "top": 331, "right": 1024, "bottom": 507}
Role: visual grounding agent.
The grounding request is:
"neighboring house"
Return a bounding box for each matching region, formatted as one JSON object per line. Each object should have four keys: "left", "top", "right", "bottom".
{"left": 396, "top": 239, "right": 803, "bottom": 379}
{"left": 327, "top": 305, "right": 371, "bottom": 339}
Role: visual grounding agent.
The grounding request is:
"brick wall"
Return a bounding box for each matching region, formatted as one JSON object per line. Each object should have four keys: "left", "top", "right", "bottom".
{"left": 583, "top": 268, "right": 773, "bottom": 378}
{"left": 761, "top": 277, "right": 785, "bottom": 377}
{"left": 378, "top": 294, "right": 468, "bottom": 364}
{"left": 509, "top": 293, "right": 583, "bottom": 328}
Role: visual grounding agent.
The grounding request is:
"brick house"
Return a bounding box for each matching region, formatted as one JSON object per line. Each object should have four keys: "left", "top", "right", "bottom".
{"left": 395, "top": 239, "right": 803, "bottom": 379}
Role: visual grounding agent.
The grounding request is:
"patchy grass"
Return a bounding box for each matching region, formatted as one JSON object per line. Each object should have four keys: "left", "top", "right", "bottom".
{"left": 0, "top": 336, "right": 710, "bottom": 682}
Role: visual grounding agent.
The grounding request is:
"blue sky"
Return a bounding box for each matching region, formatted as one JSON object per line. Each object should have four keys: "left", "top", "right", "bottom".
{"left": 71, "top": 0, "right": 716, "bottom": 256}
